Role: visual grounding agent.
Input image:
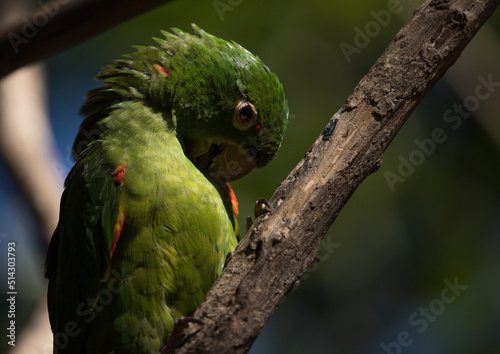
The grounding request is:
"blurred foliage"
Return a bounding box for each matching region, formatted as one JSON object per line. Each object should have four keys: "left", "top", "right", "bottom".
{"left": 1, "top": 0, "right": 500, "bottom": 353}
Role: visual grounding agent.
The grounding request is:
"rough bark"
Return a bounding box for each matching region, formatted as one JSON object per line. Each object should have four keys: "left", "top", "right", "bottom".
{"left": 168, "top": 0, "right": 500, "bottom": 353}
{"left": 0, "top": 0, "right": 173, "bottom": 79}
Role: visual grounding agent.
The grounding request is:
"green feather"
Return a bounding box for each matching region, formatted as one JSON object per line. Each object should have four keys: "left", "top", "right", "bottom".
{"left": 46, "top": 24, "right": 288, "bottom": 353}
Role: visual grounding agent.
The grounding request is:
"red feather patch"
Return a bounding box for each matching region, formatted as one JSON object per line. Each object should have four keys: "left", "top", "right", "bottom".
{"left": 154, "top": 64, "right": 169, "bottom": 77}
{"left": 111, "top": 207, "right": 125, "bottom": 258}
{"left": 226, "top": 183, "right": 239, "bottom": 216}
{"left": 111, "top": 164, "right": 126, "bottom": 186}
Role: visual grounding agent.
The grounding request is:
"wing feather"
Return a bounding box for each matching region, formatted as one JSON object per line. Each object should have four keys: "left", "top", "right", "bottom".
{"left": 45, "top": 144, "right": 122, "bottom": 353}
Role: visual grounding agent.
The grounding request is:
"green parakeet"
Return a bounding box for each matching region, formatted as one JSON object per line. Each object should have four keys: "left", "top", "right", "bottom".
{"left": 44, "top": 25, "right": 287, "bottom": 353}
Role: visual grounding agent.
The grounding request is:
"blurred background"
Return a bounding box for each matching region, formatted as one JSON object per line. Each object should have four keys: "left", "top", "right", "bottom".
{"left": 1, "top": 0, "right": 500, "bottom": 353}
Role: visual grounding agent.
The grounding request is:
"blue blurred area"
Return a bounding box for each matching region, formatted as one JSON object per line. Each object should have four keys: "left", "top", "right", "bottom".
{"left": 2, "top": 0, "right": 500, "bottom": 353}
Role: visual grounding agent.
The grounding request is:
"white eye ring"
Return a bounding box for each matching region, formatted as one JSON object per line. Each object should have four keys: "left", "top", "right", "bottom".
{"left": 233, "top": 101, "right": 258, "bottom": 130}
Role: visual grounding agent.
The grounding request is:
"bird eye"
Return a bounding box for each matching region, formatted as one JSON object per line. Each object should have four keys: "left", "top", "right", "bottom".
{"left": 240, "top": 106, "right": 254, "bottom": 122}
{"left": 233, "top": 101, "right": 258, "bottom": 130}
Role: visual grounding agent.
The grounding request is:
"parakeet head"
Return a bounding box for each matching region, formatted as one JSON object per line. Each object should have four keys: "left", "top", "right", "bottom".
{"left": 75, "top": 24, "right": 288, "bottom": 184}
{"left": 155, "top": 25, "right": 288, "bottom": 184}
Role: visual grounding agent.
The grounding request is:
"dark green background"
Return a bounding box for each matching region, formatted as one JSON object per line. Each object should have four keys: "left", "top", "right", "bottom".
{"left": 2, "top": 0, "right": 500, "bottom": 353}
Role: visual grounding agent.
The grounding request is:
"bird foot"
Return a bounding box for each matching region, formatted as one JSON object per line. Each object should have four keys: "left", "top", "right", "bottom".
{"left": 246, "top": 197, "right": 273, "bottom": 233}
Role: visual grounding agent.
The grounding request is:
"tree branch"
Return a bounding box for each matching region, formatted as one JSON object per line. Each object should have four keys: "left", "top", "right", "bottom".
{"left": 0, "top": 64, "right": 61, "bottom": 242}
{"left": 170, "top": 0, "right": 500, "bottom": 353}
{"left": 0, "top": 0, "right": 174, "bottom": 79}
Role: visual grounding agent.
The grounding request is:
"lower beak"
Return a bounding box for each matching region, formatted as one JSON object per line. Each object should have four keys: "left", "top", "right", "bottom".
{"left": 210, "top": 144, "right": 256, "bottom": 183}
{"left": 185, "top": 139, "right": 257, "bottom": 184}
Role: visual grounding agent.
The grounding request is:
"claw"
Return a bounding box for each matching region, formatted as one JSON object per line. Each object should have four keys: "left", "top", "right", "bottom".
{"left": 245, "top": 198, "right": 272, "bottom": 233}
{"left": 245, "top": 216, "right": 253, "bottom": 233}
{"left": 254, "top": 197, "right": 272, "bottom": 219}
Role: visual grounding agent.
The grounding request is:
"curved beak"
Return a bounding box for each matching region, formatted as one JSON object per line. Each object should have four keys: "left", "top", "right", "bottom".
{"left": 185, "top": 138, "right": 257, "bottom": 185}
